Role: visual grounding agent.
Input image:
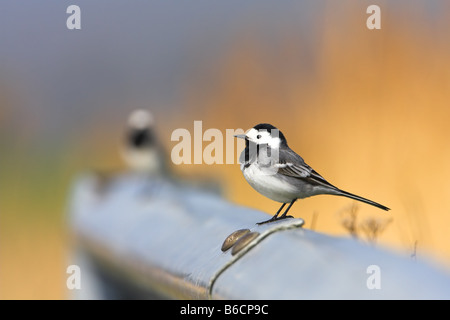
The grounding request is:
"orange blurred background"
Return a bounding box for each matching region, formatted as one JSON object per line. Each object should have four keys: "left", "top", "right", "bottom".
{"left": 175, "top": 1, "right": 450, "bottom": 265}
{"left": 1, "top": 1, "right": 450, "bottom": 299}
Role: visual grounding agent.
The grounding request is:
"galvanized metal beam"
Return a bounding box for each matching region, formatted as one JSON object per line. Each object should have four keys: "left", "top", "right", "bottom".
{"left": 68, "top": 173, "right": 450, "bottom": 299}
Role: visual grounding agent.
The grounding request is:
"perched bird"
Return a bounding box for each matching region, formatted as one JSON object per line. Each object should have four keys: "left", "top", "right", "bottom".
{"left": 121, "top": 109, "right": 168, "bottom": 175}
{"left": 235, "top": 123, "right": 390, "bottom": 225}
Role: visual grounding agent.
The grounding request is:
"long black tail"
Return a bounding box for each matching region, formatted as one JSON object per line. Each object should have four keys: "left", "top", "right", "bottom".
{"left": 334, "top": 189, "right": 390, "bottom": 211}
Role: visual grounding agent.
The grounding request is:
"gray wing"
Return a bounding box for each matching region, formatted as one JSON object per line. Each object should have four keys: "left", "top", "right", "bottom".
{"left": 275, "top": 148, "right": 339, "bottom": 190}
{"left": 275, "top": 148, "right": 391, "bottom": 211}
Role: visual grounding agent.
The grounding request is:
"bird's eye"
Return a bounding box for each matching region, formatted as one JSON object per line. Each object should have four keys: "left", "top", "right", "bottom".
{"left": 257, "top": 134, "right": 262, "bottom": 139}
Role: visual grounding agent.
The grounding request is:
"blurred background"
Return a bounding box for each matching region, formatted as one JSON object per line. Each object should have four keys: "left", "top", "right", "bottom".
{"left": 1, "top": 0, "right": 450, "bottom": 299}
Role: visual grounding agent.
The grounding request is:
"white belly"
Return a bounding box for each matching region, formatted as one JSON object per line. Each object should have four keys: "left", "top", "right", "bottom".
{"left": 242, "top": 164, "right": 301, "bottom": 203}
{"left": 122, "top": 148, "right": 162, "bottom": 173}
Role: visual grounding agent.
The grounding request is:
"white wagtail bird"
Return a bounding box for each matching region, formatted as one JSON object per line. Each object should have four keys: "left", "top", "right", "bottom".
{"left": 121, "top": 109, "right": 168, "bottom": 175}
{"left": 235, "top": 123, "right": 390, "bottom": 225}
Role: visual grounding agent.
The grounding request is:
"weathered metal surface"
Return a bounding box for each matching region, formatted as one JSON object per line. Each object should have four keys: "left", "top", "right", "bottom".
{"left": 69, "top": 173, "right": 450, "bottom": 299}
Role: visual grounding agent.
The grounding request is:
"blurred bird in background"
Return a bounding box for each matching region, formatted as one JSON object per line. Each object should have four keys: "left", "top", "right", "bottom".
{"left": 121, "top": 109, "right": 169, "bottom": 176}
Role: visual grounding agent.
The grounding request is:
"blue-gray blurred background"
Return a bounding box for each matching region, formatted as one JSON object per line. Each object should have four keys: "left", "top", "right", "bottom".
{"left": 1, "top": 1, "right": 450, "bottom": 298}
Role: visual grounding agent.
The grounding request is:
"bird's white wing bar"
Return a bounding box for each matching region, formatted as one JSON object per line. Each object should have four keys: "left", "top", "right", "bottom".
{"left": 274, "top": 162, "right": 311, "bottom": 178}
{"left": 275, "top": 161, "right": 339, "bottom": 190}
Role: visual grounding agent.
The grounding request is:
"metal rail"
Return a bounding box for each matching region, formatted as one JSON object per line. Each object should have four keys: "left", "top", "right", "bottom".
{"left": 68, "top": 173, "right": 450, "bottom": 299}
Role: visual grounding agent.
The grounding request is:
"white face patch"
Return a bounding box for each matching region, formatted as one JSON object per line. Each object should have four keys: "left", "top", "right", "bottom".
{"left": 268, "top": 137, "right": 281, "bottom": 149}
{"left": 245, "top": 128, "right": 259, "bottom": 141}
{"left": 245, "top": 128, "right": 281, "bottom": 148}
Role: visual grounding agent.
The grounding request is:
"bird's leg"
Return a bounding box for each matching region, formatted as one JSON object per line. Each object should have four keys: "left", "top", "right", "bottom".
{"left": 278, "top": 199, "right": 297, "bottom": 219}
{"left": 256, "top": 203, "right": 286, "bottom": 225}
{"left": 272, "top": 203, "right": 286, "bottom": 220}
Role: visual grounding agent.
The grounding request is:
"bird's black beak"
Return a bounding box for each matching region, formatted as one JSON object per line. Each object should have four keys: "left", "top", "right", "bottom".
{"left": 234, "top": 134, "right": 247, "bottom": 140}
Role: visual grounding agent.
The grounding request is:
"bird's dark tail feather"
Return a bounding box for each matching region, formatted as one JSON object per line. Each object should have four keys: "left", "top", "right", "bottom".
{"left": 334, "top": 189, "right": 390, "bottom": 211}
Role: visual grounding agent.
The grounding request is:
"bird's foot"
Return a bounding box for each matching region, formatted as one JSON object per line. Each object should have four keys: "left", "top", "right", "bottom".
{"left": 256, "top": 215, "right": 294, "bottom": 225}
{"left": 256, "top": 217, "right": 276, "bottom": 225}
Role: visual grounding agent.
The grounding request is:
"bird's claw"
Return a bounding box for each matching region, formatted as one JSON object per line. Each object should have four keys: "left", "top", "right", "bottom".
{"left": 256, "top": 215, "right": 294, "bottom": 225}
